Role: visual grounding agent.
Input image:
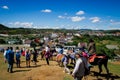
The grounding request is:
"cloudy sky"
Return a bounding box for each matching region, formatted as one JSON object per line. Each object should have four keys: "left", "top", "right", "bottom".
{"left": 0, "top": 0, "right": 120, "bottom": 30}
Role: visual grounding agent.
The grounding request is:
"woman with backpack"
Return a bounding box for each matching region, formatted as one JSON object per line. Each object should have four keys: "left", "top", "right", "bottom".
{"left": 15, "top": 47, "right": 21, "bottom": 68}
{"left": 25, "top": 49, "right": 31, "bottom": 67}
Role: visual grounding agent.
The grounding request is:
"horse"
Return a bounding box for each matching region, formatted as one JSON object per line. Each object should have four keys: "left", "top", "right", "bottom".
{"left": 88, "top": 53, "right": 109, "bottom": 75}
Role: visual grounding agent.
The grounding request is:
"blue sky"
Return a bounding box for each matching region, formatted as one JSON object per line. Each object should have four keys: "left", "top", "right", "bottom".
{"left": 0, "top": 0, "right": 120, "bottom": 30}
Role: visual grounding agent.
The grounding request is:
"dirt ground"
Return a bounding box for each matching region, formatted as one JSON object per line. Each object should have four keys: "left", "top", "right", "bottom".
{"left": 1, "top": 55, "right": 120, "bottom": 80}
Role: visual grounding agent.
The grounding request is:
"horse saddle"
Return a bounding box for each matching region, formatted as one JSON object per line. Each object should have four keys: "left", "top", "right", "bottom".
{"left": 89, "top": 54, "right": 96, "bottom": 62}
{"left": 89, "top": 54, "right": 106, "bottom": 62}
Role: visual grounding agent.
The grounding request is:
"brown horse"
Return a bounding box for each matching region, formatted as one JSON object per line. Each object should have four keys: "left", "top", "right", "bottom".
{"left": 89, "top": 54, "right": 109, "bottom": 75}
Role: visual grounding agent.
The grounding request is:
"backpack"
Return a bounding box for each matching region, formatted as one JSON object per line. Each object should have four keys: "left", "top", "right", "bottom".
{"left": 26, "top": 53, "right": 30, "bottom": 60}
{"left": 16, "top": 52, "right": 20, "bottom": 59}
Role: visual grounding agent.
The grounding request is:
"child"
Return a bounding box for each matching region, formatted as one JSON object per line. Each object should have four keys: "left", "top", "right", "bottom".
{"left": 16, "top": 51, "right": 21, "bottom": 68}
{"left": 25, "top": 49, "right": 31, "bottom": 67}
{"left": 15, "top": 47, "right": 21, "bottom": 68}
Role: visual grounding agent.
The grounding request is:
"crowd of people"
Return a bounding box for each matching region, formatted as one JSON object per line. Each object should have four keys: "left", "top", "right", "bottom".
{"left": 3, "top": 47, "right": 38, "bottom": 73}
{"left": 3, "top": 39, "right": 96, "bottom": 80}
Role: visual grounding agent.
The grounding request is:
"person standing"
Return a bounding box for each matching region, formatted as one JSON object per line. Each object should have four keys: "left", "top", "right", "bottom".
{"left": 32, "top": 49, "right": 38, "bottom": 66}
{"left": 15, "top": 47, "right": 21, "bottom": 68}
{"left": 62, "top": 52, "right": 70, "bottom": 74}
{"left": 45, "top": 45, "right": 50, "bottom": 65}
{"left": 3, "top": 47, "right": 9, "bottom": 63}
{"left": 25, "top": 49, "right": 31, "bottom": 67}
{"left": 5, "top": 47, "right": 14, "bottom": 73}
{"left": 72, "top": 52, "right": 85, "bottom": 80}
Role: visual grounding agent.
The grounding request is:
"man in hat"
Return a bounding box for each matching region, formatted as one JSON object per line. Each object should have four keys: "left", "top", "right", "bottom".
{"left": 72, "top": 52, "right": 86, "bottom": 80}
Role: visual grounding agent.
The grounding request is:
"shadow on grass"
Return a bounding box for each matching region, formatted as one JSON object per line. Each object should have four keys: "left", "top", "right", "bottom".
{"left": 13, "top": 69, "right": 31, "bottom": 73}
{"left": 91, "top": 71, "right": 120, "bottom": 80}
{"left": 17, "top": 64, "right": 42, "bottom": 68}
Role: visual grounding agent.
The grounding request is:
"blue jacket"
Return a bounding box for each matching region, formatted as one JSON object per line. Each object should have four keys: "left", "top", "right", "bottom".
{"left": 16, "top": 52, "right": 21, "bottom": 60}
{"left": 5, "top": 49, "right": 14, "bottom": 64}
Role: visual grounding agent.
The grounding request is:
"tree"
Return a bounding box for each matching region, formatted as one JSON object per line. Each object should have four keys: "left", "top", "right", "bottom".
{"left": 0, "top": 39, "right": 6, "bottom": 44}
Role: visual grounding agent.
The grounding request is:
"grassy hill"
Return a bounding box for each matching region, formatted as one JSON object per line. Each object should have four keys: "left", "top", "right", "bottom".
{"left": 0, "top": 24, "right": 10, "bottom": 30}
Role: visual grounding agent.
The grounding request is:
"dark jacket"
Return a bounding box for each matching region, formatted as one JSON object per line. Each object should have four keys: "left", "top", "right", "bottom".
{"left": 6, "top": 49, "right": 14, "bottom": 64}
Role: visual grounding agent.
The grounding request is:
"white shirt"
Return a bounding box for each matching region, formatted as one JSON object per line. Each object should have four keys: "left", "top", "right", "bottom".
{"left": 45, "top": 46, "right": 50, "bottom": 52}
{"left": 72, "top": 58, "right": 85, "bottom": 77}
{"left": 3, "top": 50, "right": 7, "bottom": 57}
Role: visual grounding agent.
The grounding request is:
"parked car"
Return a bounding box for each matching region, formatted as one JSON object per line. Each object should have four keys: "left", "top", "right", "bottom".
{"left": 64, "top": 46, "right": 76, "bottom": 52}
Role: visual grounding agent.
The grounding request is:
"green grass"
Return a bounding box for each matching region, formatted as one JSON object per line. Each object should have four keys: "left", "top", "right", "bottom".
{"left": 63, "top": 75, "right": 73, "bottom": 80}
{"left": 0, "top": 53, "right": 7, "bottom": 70}
{"left": 108, "top": 62, "right": 120, "bottom": 76}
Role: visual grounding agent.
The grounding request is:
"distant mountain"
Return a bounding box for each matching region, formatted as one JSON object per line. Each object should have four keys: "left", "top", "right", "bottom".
{"left": 80, "top": 29, "right": 92, "bottom": 31}
{"left": 0, "top": 24, "right": 10, "bottom": 30}
{"left": 104, "top": 30, "right": 120, "bottom": 33}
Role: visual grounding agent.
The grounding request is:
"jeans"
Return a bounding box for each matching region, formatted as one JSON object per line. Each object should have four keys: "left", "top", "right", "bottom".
{"left": 16, "top": 59, "right": 20, "bottom": 68}
{"left": 46, "top": 58, "right": 49, "bottom": 65}
{"left": 8, "top": 63, "right": 13, "bottom": 73}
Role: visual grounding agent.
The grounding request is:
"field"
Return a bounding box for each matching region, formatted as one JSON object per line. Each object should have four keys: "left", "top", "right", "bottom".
{"left": 0, "top": 53, "right": 120, "bottom": 80}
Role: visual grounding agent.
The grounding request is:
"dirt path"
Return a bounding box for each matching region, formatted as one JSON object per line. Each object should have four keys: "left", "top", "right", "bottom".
{"left": 11, "top": 59, "right": 104, "bottom": 80}
{"left": 20, "top": 60, "right": 72, "bottom": 80}
{"left": 7, "top": 57, "right": 74, "bottom": 80}
{"left": 1, "top": 55, "right": 120, "bottom": 80}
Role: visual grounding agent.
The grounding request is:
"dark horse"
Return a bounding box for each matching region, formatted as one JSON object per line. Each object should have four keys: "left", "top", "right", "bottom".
{"left": 89, "top": 53, "right": 109, "bottom": 75}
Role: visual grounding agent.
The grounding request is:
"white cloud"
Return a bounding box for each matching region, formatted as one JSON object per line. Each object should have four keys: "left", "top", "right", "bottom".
{"left": 71, "top": 16, "right": 85, "bottom": 22}
{"left": 111, "top": 21, "right": 120, "bottom": 25}
{"left": 76, "top": 10, "right": 85, "bottom": 15}
{"left": 9, "top": 22, "right": 33, "bottom": 28}
{"left": 58, "top": 15, "right": 65, "bottom": 19}
{"left": 110, "top": 20, "right": 120, "bottom": 25}
{"left": 41, "top": 9, "right": 52, "bottom": 13}
{"left": 90, "top": 17, "right": 100, "bottom": 23}
{"left": 2, "top": 6, "right": 9, "bottom": 9}
{"left": 21, "top": 22, "right": 33, "bottom": 28}
{"left": 14, "top": 22, "right": 20, "bottom": 25}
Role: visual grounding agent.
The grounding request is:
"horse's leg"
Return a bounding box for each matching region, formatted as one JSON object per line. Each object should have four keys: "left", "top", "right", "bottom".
{"left": 103, "top": 59, "right": 109, "bottom": 79}
{"left": 98, "top": 63, "right": 102, "bottom": 75}
{"left": 103, "top": 60, "right": 109, "bottom": 74}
